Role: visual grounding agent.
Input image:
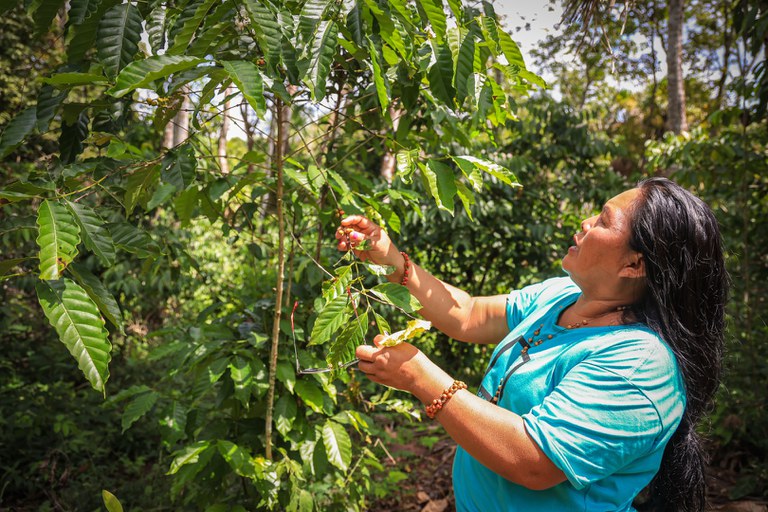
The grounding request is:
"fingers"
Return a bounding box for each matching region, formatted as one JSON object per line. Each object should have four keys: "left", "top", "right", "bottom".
{"left": 373, "top": 334, "right": 386, "bottom": 348}
{"left": 335, "top": 226, "right": 366, "bottom": 251}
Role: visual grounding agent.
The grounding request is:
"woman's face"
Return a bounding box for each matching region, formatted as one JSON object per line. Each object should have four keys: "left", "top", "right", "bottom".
{"left": 561, "top": 188, "right": 644, "bottom": 282}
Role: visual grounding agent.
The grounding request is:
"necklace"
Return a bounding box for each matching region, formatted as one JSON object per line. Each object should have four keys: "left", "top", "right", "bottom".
{"left": 488, "top": 304, "right": 628, "bottom": 405}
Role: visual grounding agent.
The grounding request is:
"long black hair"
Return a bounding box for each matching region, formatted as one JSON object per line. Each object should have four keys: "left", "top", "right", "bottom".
{"left": 628, "top": 177, "right": 729, "bottom": 512}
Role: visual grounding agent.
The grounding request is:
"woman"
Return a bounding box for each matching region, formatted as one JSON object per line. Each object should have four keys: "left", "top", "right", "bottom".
{"left": 335, "top": 178, "right": 727, "bottom": 511}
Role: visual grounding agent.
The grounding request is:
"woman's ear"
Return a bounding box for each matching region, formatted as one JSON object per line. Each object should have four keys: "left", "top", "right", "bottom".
{"left": 619, "top": 252, "right": 646, "bottom": 279}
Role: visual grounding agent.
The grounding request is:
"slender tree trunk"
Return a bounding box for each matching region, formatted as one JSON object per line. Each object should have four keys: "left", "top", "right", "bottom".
{"left": 714, "top": 2, "right": 733, "bottom": 113}
{"left": 666, "top": 0, "right": 688, "bottom": 133}
{"left": 217, "top": 86, "right": 232, "bottom": 174}
{"left": 379, "top": 104, "right": 404, "bottom": 185}
{"left": 265, "top": 98, "right": 287, "bottom": 461}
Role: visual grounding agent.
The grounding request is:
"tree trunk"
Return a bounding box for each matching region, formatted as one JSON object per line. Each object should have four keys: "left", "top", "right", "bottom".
{"left": 264, "top": 98, "right": 287, "bottom": 461}
{"left": 666, "top": 0, "right": 688, "bottom": 133}
{"left": 714, "top": 2, "right": 733, "bottom": 113}
{"left": 217, "top": 86, "right": 232, "bottom": 174}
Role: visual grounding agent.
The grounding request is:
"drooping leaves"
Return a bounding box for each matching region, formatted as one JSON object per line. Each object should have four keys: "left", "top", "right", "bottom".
{"left": 37, "top": 200, "right": 81, "bottom": 280}
{"left": 326, "top": 311, "right": 368, "bottom": 369}
{"left": 168, "top": 0, "right": 218, "bottom": 55}
{"left": 97, "top": 3, "right": 143, "bottom": 79}
{"left": 427, "top": 42, "right": 455, "bottom": 106}
{"left": 220, "top": 60, "right": 266, "bottom": 117}
{"left": 417, "top": 0, "right": 446, "bottom": 42}
{"left": 59, "top": 111, "right": 89, "bottom": 164}
{"left": 275, "top": 394, "right": 298, "bottom": 437}
{"left": 36, "top": 278, "right": 112, "bottom": 394}
{"left": 0, "top": 107, "right": 37, "bottom": 158}
{"left": 65, "top": 200, "right": 116, "bottom": 266}
{"left": 108, "top": 56, "right": 206, "bottom": 98}
{"left": 108, "top": 222, "right": 162, "bottom": 258}
{"left": 452, "top": 155, "right": 520, "bottom": 187}
{"left": 167, "top": 440, "right": 212, "bottom": 475}
{"left": 294, "top": 380, "right": 324, "bottom": 413}
{"left": 67, "top": 262, "right": 123, "bottom": 333}
{"left": 304, "top": 21, "right": 338, "bottom": 101}
{"left": 243, "top": 0, "right": 282, "bottom": 71}
{"left": 322, "top": 419, "right": 352, "bottom": 471}
{"left": 161, "top": 144, "right": 197, "bottom": 191}
{"left": 370, "top": 283, "right": 422, "bottom": 313}
{"left": 125, "top": 166, "right": 160, "bottom": 214}
{"left": 121, "top": 389, "right": 159, "bottom": 432}
{"left": 423, "top": 160, "right": 457, "bottom": 214}
{"left": 309, "top": 293, "right": 353, "bottom": 345}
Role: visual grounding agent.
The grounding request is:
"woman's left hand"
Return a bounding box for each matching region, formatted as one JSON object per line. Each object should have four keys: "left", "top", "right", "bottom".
{"left": 355, "top": 336, "right": 433, "bottom": 394}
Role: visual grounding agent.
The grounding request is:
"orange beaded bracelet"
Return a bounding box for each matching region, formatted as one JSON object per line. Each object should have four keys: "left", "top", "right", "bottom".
{"left": 400, "top": 251, "right": 410, "bottom": 286}
{"left": 425, "top": 380, "right": 467, "bottom": 419}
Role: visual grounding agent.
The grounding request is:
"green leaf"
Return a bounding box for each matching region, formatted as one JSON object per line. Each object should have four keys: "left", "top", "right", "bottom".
{"left": 174, "top": 187, "right": 199, "bottom": 225}
{"left": 276, "top": 360, "right": 296, "bottom": 394}
{"left": 167, "top": 0, "right": 217, "bottom": 55}
{"left": 68, "top": 0, "right": 120, "bottom": 64}
{"left": 161, "top": 144, "right": 197, "bottom": 191}
{"left": 31, "top": 0, "right": 66, "bottom": 34}
{"left": 295, "top": 380, "right": 324, "bottom": 413}
{"left": 299, "top": 0, "right": 331, "bottom": 42}
{"left": 67, "top": 262, "right": 123, "bottom": 333}
{"left": 97, "top": 3, "right": 143, "bottom": 79}
{"left": 42, "top": 72, "right": 109, "bottom": 88}
{"left": 370, "top": 282, "right": 422, "bottom": 313}
{"left": 309, "top": 294, "right": 352, "bottom": 346}
{"left": 59, "top": 111, "right": 89, "bottom": 164}
{"left": 101, "top": 490, "right": 124, "bottom": 512}
{"left": 0, "top": 258, "right": 29, "bottom": 280}
{"left": 36, "top": 85, "right": 67, "bottom": 132}
{"left": 36, "top": 200, "right": 80, "bottom": 280}
{"left": 64, "top": 200, "right": 116, "bottom": 266}
{"left": 108, "top": 222, "right": 162, "bottom": 258}
{"left": 327, "top": 311, "right": 368, "bottom": 369}
{"left": 322, "top": 420, "right": 352, "bottom": 471}
{"left": 108, "top": 55, "right": 206, "bottom": 98}
{"left": 304, "top": 20, "right": 338, "bottom": 102}
{"left": 229, "top": 356, "right": 253, "bottom": 406}
{"left": 455, "top": 25, "right": 478, "bottom": 105}
{"left": 67, "top": 0, "right": 99, "bottom": 27}
{"left": 497, "top": 25, "right": 525, "bottom": 68}
{"left": 518, "top": 68, "right": 547, "bottom": 89}
{"left": 423, "top": 160, "right": 457, "bottom": 213}
{"left": 146, "top": 5, "right": 166, "bottom": 53}
{"left": 146, "top": 183, "right": 177, "bottom": 210}
{"left": 125, "top": 166, "right": 160, "bottom": 214}
{"left": 159, "top": 401, "right": 188, "bottom": 446}
{"left": 220, "top": 60, "right": 266, "bottom": 117}
{"left": 0, "top": 107, "right": 37, "bottom": 159}
{"left": 121, "top": 390, "right": 158, "bottom": 432}
{"left": 217, "top": 440, "right": 257, "bottom": 478}
{"left": 346, "top": 1, "right": 364, "bottom": 47}
{"left": 275, "top": 394, "right": 298, "bottom": 437}
{"left": 168, "top": 440, "right": 211, "bottom": 475}
{"left": 243, "top": 0, "right": 282, "bottom": 71}
{"left": 428, "top": 43, "right": 455, "bottom": 106}
{"left": 455, "top": 180, "right": 475, "bottom": 220}
{"left": 36, "top": 278, "right": 112, "bottom": 394}
{"left": 368, "top": 37, "right": 390, "bottom": 112}
{"left": 417, "top": 0, "right": 446, "bottom": 42}
{"left": 452, "top": 155, "right": 519, "bottom": 187}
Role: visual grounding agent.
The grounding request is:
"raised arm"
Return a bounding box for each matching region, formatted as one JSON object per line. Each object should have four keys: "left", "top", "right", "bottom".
{"left": 336, "top": 216, "right": 509, "bottom": 344}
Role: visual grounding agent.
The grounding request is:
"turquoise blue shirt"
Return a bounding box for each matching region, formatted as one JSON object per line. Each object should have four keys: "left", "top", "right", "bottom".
{"left": 453, "top": 277, "right": 685, "bottom": 512}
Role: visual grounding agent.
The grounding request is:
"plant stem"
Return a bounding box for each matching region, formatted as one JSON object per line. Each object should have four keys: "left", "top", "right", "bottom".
{"left": 265, "top": 98, "right": 287, "bottom": 461}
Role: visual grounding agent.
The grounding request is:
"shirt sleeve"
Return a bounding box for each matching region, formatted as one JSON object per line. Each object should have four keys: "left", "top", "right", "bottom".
{"left": 506, "top": 278, "right": 570, "bottom": 330}
{"left": 522, "top": 356, "right": 666, "bottom": 490}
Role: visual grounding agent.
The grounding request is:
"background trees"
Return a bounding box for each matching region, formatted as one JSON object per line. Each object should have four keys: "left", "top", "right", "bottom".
{"left": 0, "top": 0, "right": 766, "bottom": 510}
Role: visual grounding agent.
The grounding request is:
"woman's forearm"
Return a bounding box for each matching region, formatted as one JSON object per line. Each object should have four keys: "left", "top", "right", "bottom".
{"left": 387, "top": 256, "right": 509, "bottom": 345}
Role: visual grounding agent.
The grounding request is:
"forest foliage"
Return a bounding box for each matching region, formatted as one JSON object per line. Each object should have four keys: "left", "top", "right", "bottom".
{"left": 0, "top": 0, "right": 766, "bottom": 510}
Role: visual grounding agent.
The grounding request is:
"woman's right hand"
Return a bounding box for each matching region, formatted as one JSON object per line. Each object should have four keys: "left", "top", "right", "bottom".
{"left": 335, "top": 216, "right": 403, "bottom": 270}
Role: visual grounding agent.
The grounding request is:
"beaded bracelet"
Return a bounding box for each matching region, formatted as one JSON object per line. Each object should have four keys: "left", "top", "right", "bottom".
{"left": 425, "top": 380, "right": 467, "bottom": 419}
{"left": 400, "top": 251, "right": 410, "bottom": 286}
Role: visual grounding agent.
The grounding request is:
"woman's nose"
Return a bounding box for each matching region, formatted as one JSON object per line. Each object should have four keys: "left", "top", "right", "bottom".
{"left": 581, "top": 218, "right": 593, "bottom": 232}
